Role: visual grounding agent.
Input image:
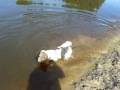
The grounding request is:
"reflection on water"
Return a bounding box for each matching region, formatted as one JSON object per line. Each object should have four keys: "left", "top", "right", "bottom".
{"left": 0, "top": 0, "right": 120, "bottom": 90}
{"left": 16, "top": 0, "right": 104, "bottom": 12}
{"left": 16, "top": 0, "right": 33, "bottom": 5}
{"left": 16, "top": 0, "right": 64, "bottom": 7}
{"left": 63, "top": 0, "right": 105, "bottom": 11}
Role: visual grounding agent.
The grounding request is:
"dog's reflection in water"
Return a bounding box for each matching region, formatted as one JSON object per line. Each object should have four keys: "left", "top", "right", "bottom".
{"left": 27, "top": 60, "right": 65, "bottom": 90}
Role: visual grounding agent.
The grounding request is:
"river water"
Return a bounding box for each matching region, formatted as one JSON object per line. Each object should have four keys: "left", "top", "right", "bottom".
{"left": 0, "top": 0, "right": 120, "bottom": 90}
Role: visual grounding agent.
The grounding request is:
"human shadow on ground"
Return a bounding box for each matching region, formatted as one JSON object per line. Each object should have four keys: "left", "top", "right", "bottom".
{"left": 27, "top": 60, "right": 65, "bottom": 90}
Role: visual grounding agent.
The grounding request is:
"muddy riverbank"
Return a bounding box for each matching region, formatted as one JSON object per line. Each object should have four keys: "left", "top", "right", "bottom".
{"left": 73, "top": 36, "right": 120, "bottom": 90}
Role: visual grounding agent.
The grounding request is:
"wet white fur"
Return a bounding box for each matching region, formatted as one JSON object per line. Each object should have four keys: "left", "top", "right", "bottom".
{"left": 38, "top": 41, "right": 73, "bottom": 63}
{"left": 58, "top": 41, "right": 73, "bottom": 60}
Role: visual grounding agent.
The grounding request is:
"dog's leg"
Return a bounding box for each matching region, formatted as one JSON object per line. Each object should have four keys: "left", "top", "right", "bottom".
{"left": 64, "top": 54, "right": 71, "bottom": 60}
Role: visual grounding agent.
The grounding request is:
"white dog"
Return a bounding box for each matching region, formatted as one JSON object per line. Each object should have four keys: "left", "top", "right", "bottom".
{"left": 38, "top": 41, "right": 73, "bottom": 63}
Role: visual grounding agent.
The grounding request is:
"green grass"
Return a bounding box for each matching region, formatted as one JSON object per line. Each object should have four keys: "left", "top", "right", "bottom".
{"left": 80, "top": 62, "right": 97, "bottom": 80}
{"left": 86, "top": 63, "right": 96, "bottom": 74}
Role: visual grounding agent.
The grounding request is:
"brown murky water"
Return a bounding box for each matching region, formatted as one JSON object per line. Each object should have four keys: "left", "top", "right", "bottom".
{"left": 0, "top": 0, "right": 120, "bottom": 90}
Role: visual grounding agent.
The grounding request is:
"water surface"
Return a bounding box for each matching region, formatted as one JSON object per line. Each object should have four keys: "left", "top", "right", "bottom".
{"left": 0, "top": 0, "right": 120, "bottom": 90}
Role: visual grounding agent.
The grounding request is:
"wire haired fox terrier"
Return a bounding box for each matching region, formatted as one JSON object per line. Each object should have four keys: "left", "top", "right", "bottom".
{"left": 38, "top": 41, "right": 74, "bottom": 63}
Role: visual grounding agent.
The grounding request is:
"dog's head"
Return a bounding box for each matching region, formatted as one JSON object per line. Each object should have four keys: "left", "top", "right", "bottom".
{"left": 38, "top": 50, "right": 48, "bottom": 63}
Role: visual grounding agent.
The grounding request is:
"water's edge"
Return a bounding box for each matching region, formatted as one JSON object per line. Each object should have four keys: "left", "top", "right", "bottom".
{"left": 73, "top": 34, "right": 120, "bottom": 90}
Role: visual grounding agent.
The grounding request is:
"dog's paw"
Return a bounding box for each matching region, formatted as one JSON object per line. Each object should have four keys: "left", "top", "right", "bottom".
{"left": 64, "top": 56, "right": 74, "bottom": 60}
{"left": 64, "top": 58, "right": 69, "bottom": 60}
{"left": 64, "top": 57, "right": 71, "bottom": 60}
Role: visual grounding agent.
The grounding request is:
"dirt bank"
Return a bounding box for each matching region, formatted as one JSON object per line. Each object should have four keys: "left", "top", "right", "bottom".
{"left": 73, "top": 36, "right": 120, "bottom": 90}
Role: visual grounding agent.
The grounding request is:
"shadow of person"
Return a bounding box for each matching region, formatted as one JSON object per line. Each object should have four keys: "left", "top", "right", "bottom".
{"left": 27, "top": 60, "right": 65, "bottom": 90}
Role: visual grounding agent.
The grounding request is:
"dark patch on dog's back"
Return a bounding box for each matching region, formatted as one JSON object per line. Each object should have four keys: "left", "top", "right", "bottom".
{"left": 61, "top": 47, "right": 69, "bottom": 58}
